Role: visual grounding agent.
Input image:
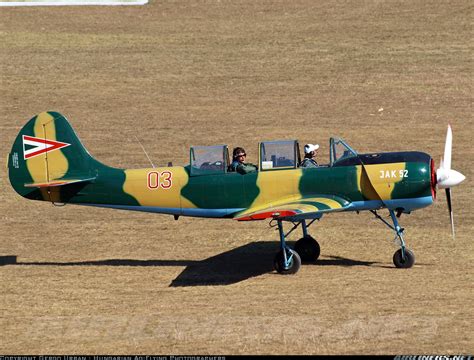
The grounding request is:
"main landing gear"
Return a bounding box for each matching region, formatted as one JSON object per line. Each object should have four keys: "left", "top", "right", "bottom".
{"left": 371, "top": 209, "right": 415, "bottom": 268}
{"left": 273, "top": 219, "right": 320, "bottom": 274}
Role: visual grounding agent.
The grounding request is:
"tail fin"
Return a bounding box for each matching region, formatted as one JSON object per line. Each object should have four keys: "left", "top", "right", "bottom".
{"left": 8, "top": 112, "right": 99, "bottom": 201}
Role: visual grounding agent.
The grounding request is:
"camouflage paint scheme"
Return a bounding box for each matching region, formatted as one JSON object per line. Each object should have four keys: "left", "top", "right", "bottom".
{"left": 8, "top": 112, "right": 435, "bottom": 221}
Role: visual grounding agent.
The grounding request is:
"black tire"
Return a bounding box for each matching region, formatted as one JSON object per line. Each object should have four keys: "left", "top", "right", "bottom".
{"left": 274, "top": 248, "right": 301, "bottom": 275}
{"left": 294, "top": 235, "right": 321, "bottom": 262}
{"left": 393, "top": 249, "right": 415, "bottom": 268}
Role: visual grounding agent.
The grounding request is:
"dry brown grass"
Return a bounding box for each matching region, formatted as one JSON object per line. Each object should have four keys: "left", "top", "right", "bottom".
{"left": 1, "top": 0, "right": 473, "bottom": 355}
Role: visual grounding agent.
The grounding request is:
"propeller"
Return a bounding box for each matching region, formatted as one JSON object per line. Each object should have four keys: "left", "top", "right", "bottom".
{"left": 436, "top": 125, "right": 466, "bottom": 238}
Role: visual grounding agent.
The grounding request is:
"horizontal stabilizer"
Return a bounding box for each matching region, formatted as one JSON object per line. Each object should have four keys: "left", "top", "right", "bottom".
{"left": 24, "top": 177, "right": 96, "bottom": 188}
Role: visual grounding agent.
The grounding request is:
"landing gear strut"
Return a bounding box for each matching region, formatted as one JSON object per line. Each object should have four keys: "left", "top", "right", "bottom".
{"left": 274, "top": 219, "right": 301, "bottom": 275}
{"left": 371, "top": 209, "right": 415, "bottom": 268}
{"left": 272, "top": 218, "right": 320, "bottom": 274}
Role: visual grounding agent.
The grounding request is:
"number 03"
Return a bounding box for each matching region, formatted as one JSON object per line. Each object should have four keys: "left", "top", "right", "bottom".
{"left": 147, "top": 171, "right": 173, "bottom": 189}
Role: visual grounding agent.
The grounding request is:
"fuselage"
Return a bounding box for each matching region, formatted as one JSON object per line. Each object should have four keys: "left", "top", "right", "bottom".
{"left": 25, "top": 150, "right": 434, "bottom": 219}
{"left": 8, "top": 112, "right": 437, "bottom": 219}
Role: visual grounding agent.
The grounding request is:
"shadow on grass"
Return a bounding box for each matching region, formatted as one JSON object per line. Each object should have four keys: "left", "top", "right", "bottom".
{"left": 1, "top": 241, "right": 404, "bottom": 286}
{"left": 0, "top": 242, "right": 275, "bottom": 286}
{"left": 311, "top": 255, "right": 380, "bottom": 267}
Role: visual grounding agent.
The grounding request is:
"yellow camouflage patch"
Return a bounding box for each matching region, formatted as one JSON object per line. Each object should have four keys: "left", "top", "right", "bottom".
{"left": 357, "top": 162, "right": 407, "bottom": 200}
{"left": 26, "top": 112, "right": 69, "bottom": 201}
{"left": 123, "top": 167, "right": 197, "bottom": 209}
{"left": 250, "top": 169, "right": 303, "bottom": 208}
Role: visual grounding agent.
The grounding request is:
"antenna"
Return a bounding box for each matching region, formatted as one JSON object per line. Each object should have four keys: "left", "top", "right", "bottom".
{"left": 134, "top": 134, "right": 156, "bottom": 168}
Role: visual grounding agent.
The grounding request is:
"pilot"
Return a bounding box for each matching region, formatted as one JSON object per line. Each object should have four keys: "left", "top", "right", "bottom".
{"left": 229, "top": 147, "right": 258, "bottom": 174}
{"left": 300, "top": 144, "right": 319, "bottom": 168}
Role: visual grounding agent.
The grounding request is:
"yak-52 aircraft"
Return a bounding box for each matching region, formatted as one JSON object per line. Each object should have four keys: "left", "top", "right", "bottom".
{"left": 7, "top": 112, "right": 465, "bottom": 274}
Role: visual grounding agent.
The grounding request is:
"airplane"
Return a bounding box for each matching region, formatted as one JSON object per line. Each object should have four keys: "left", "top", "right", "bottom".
{"left": 7, "top": 111, "right": 466, "bottom": 274}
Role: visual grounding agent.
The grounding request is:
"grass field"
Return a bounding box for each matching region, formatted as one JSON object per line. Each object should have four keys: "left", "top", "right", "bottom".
{"left": 1, "top": 0, "right": 473, "bottom": 355}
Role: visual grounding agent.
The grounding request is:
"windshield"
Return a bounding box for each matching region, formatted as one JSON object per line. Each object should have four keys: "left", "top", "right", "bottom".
{"left": 190, "top": 145, "right": 227, "bottom": 176}
{"left": 260, "top": 140, "right": 299, "bottom": 170}
{"left": 330, "top": 138, "right": 358, "bottom": 165}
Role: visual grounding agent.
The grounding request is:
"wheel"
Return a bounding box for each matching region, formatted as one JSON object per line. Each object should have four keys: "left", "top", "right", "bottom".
{"left": 294, "top": 235, "right": 321, "bottom": 262}
{"left": 393, "top": 249, "right": 415, "bottom": 268}
{"left": 274, "top": 248, "right": 301, "bottom": 275}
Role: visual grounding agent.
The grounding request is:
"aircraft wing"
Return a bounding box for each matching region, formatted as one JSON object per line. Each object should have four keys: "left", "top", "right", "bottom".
{"left": 234, "top": 194, "right": 351, "bottom": 221}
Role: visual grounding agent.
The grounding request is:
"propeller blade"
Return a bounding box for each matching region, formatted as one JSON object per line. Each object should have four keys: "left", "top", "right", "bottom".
{"left": 436, "top": 125, "right": 464, "bottom": 238}
{"left": 436, "top": 124, "right": 465, "bottom": 188}
{"left": 443, "top": 125, "right": 452, "bottom": 170}
{"left": 445, "top": 188, "right": 455, "bottom": 239}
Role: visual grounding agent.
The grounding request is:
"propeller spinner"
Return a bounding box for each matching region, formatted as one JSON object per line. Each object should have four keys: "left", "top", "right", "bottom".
{"left": 436, "top": 125, "right": 466, "bottom": 238}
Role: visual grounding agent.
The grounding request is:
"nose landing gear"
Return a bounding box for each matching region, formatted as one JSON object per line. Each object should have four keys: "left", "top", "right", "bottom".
{"left": 371, "top": 209, "right": 416, "bottom": 268}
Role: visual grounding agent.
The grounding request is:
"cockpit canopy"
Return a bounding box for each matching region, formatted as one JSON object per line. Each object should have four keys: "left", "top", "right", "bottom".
{"left": 188, "top": 138, "right": 358, "bottom": 176}
{"left": 259, "top": 140, "right": 300, "bottom": 171}
{"left": 190, "top": 145, "right": 228, "bottom": 176}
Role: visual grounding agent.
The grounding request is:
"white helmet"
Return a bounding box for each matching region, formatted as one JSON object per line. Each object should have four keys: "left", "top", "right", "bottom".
{"left": 304, "top": 143, "right": 319, "bottom": 154}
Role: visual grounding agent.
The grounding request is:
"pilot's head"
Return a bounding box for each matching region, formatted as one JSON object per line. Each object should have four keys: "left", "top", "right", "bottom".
{"left": 233, "top": 147, "right": 247, "bottom": 163}
{"left": 304, "top": 143, "right": 319, "bottom": 158}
